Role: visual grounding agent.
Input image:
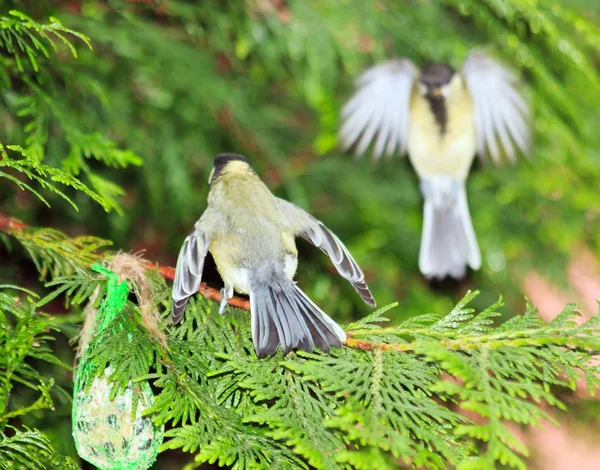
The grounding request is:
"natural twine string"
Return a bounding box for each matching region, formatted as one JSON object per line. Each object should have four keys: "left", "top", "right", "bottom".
{"left": 75, "top": 252, "right": 167, "bottom": 357}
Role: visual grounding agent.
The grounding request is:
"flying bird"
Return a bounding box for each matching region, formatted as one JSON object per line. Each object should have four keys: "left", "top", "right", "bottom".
{"left": 171, "top": 153, "right": 376, "bottom": 358}
{"left": 340, "top": 52, "right": 531, "bottom": 279}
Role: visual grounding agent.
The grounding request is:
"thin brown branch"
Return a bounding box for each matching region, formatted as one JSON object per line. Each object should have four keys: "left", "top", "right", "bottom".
{"left": 0, "top": 212, "right": 386, "bottom": 351}
{"left": 0, "top": 213, "right": 29, "bottom": 231}
{"left": 0, "top": 212, "right": 251, "bottom": 311}
{"left": 344, "top": 337, "right": 412, "bottom": 352}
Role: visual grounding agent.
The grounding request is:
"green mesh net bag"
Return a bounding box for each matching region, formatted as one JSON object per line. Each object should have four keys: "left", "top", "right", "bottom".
{"left": 72, "top": 262, "right": 165, "bottom": 470}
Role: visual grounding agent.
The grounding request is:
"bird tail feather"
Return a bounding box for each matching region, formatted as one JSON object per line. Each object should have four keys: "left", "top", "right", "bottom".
{"left": 249, "top": 282, "right": 346, "bottom": 358}
{"left": 419, "top": 177, "right": 481, "bottom": 279}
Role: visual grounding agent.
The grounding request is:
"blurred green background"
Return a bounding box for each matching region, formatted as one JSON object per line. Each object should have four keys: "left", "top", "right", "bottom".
{"left": 1, "top": 0, "right": 599, "bottom": 468}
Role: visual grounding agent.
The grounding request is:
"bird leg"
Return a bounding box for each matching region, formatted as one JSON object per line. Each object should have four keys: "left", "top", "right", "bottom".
{"left": 219, "top": 284, "right": 234, "bottom": 315}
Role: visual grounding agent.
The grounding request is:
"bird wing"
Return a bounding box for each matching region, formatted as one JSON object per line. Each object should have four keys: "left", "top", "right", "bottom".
{"left": 276, "top": 198, "right": 376, "bottom": 307}
{"left": 462, "top": 52, "right": 531, "bottom": 165}
{"left": 171, "top": 209, "right": 223, "bottom": 324}
{"left": 340, "top": 59, "right": 418, "bottom": 159}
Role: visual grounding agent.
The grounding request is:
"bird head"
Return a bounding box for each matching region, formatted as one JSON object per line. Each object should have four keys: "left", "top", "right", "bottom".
{"left": 418, "top": 63, "right": 456, "bottom": 99}
{"left": 209, "top": 153, "right": 253, "bottom": 184}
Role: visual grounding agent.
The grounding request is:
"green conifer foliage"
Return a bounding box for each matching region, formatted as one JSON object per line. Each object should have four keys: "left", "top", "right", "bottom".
{"left": 0, "top": 1, "right": 599, "bottom": 469}
{"left": 0, "top": 287, "right": 79, "bottom": 469}
{"left": 24, "top": 242, "right": 600, "bottom": 469}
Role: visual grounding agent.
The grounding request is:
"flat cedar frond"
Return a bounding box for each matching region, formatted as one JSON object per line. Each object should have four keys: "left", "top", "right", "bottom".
{"left": 11, "top": 226, "right": 111, "bottom": 280}
{"left": 38, "top": 271, "right": 106, "bottom": 309}
{"left": 0, "top": 427, "right": 54, "bottom": 470}
{"left": 345, "top": 302, "right": 396, "bottom": 331}
{"left": 0, "top": 10, "right": 143, "bottom": 216}
{"left": 0, "top": 426, "right": 81, "bottom": 470}
{"left": 0, "top": 427, "right": 79, "bottom": 470}
{"left": 218, "top": 356, "right": 345, "bottom": 470}
{"left": 0, "top": 289, "right": 67, "bottom": 423}
{"left": 288, "top": 348, "right": 470, "bottom": 468}
{"left": 0, "top": 10, "right": 90, "bottom": 72}
{"left": 2, "top": 221, "right": 600, "bottom": 469}
{"left": 0, "top": 142, "right": 113, "bottom": 211}
{"left": 0, "top": 290, "right": 77, "bottom": 469}
{"left": 84, "top": 307, "right": 159, "bottom": 398}
{"left": 161, "top": 291, "right": 599, "bottom": 470}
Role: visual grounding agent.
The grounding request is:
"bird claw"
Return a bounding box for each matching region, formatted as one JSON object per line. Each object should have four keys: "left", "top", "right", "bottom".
{"left": 219, "top": 287, "right": 229, "bottom": 315}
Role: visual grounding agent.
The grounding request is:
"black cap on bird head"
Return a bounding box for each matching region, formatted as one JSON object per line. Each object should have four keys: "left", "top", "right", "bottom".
{"left": 419, "top": 63, "right": 455, "bottom": 89}
{"left": 213, "top": 153, "right": 251, "bottom": 171}
{"left": 210, "top": 153, "right": 252, "bottom": 182}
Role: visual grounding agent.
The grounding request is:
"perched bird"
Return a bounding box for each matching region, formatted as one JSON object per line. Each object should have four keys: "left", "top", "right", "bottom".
{"left": 171, "top": 153, "right": 376, "bottom": 358}
{"left": 340, "top": 52, "right": 531, "bottom": 279}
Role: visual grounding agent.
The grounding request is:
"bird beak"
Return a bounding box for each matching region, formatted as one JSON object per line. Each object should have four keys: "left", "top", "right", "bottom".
{"left": 431, "top": 87, "right": 442, "bottom": 97}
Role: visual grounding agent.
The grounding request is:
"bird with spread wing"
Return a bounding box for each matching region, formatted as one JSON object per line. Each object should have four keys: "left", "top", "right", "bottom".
{"left": 171, "top": 153, "right": 376, "bottom": 358}
{"left": 340, "top": 52, "right": 531, "bottom": 279}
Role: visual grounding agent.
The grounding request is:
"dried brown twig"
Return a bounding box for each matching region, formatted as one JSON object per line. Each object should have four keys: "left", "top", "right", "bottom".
{"left": 0, "top": 212, "right": 251, "bottom": 312}
{"left": 1, "top": 213, "right": 382, "bottom": 351}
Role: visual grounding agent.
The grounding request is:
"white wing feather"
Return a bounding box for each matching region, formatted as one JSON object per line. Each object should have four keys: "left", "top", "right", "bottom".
{"left": 462, "top": 52, "right": 531, "bottom": 164}
{"left": 340, "top": 59, "right": 418, "bottom": 159}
